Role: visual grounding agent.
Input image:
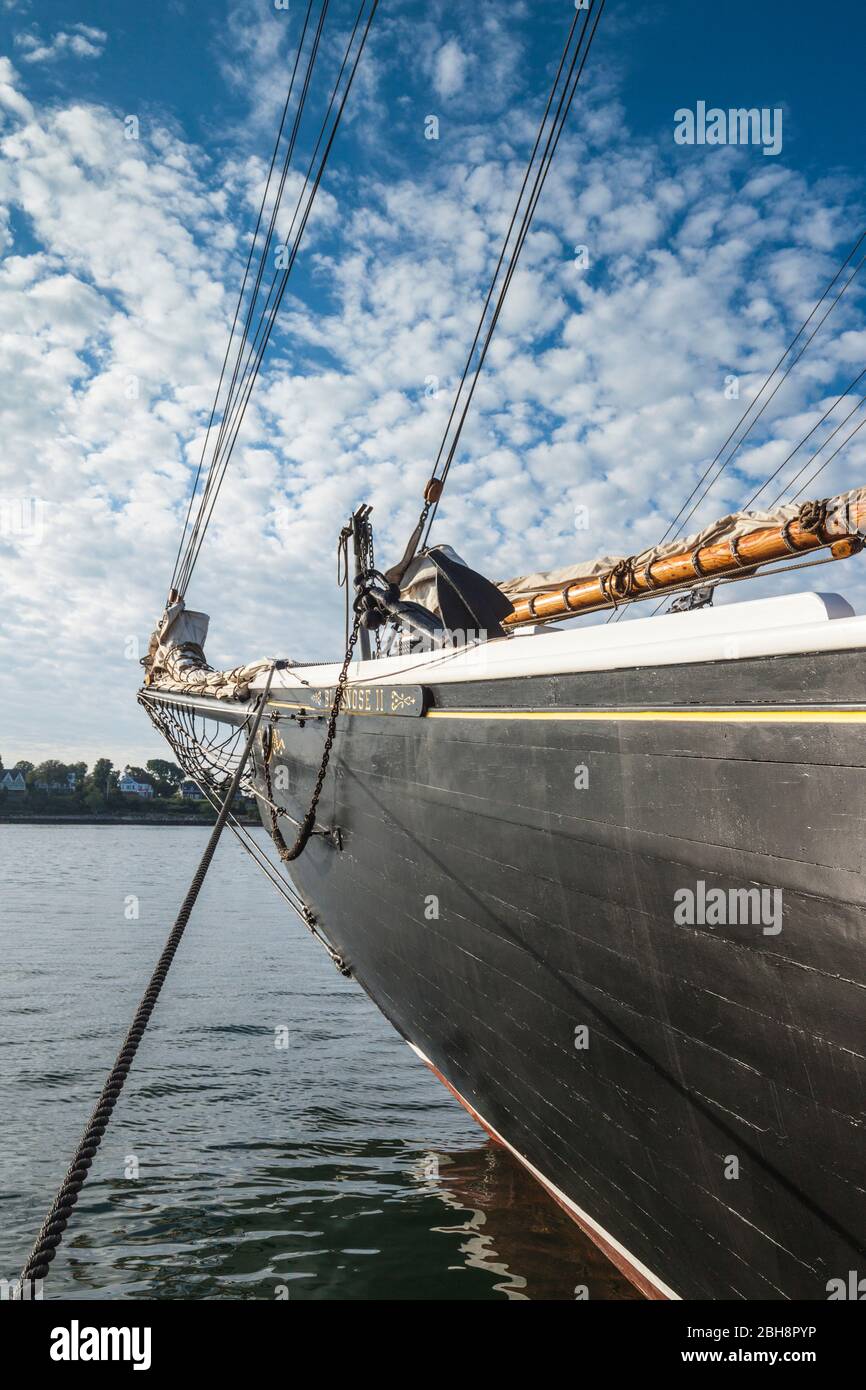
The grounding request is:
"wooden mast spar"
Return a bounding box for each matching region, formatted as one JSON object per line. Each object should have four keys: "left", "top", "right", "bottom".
{"left": 502, "top": 491, "right": 866, "bottom": 628}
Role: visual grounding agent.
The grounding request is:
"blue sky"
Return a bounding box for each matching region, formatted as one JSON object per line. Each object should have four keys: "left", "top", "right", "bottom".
{"left": 1, "top": 0, "right": 865, "bottom": 765}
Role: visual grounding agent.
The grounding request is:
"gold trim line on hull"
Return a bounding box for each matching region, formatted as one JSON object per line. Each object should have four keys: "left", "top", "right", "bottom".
{"left": 425, "top": 707, "right": 866, "bottom": 724}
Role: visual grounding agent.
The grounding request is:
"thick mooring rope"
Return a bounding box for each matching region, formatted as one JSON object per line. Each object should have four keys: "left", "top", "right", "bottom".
{"left": 15, "top": 667, "right": 277, "bottom": 1296}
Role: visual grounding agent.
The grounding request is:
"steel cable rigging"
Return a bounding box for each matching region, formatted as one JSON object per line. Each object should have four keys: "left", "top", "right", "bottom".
{"left": 656, "top": 230, "right": 866, "bottom": 549}
{"left": 177, "top": 0, "right": 333, "bottom": 584}
{"left": 623, "top": 361, "right": 866, "bottom": 624}
{"left": 387, "top": 0, "right": 607, "bottom": 579}
{"left": 171, "top": 0, "right": 379, "bottom": 600}
{"left": 743, "top": 370, "right": 866, "bottom": 509}
{"left": 772, "top": 409, "right": 866, "bottom": 506}
{"left": 178, "top": 2, "right": 371, "bottom": 595}
{"left": 205, "top": 0, "right": 332, "bottom": 465}
{"left": 168, "top": 0, "right": 320, "bottom": 598}
{"left": 610, "top": 231, "right": 866, "bottom": 622}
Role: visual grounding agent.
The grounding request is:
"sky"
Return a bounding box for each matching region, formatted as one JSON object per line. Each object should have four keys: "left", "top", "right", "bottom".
{"left": 1, "top": 0, "right": 865, "bottom": 767}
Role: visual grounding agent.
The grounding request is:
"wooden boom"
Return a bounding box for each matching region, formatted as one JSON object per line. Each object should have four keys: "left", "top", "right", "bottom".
{"left": 504, "top": 493, "right": 866, "bottom": 627}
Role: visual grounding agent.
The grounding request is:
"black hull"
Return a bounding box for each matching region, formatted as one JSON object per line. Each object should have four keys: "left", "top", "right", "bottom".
{"left": 194, "top": 645, "right": 866, "bottom": 1299}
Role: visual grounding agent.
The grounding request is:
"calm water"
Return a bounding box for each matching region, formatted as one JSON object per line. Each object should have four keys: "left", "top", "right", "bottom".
{"left": 0, "top": 826, "right": 636, "bottom": 1301}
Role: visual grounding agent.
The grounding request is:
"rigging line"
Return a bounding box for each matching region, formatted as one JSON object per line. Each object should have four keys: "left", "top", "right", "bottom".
{"left": 175, "top": 125, "right": 322, "bottom": 600}
{"left": 378, "top": 12, "right": 589, "bottom": 579}
{"left": 178, "top": 99, "right": 358, "bottom": 599}
{"left": 179, "top": 0, "right": 378, "bottom": 595}
{"left": 423, "top": 5, "right": 585, "bottom": 497}
{"left": 183, "top": 0, "right": 363, "bottom": 575}
{"left": 203, "top": 0, "right": 331, "bottom": 484}
{"left": 177, "top": 1, "right": 336, "bottom": 602}
{"left": 426, "top": 9, "right": 590, "bottom": 505}
{"left": 656, "top": 235, "right": 866, "bottom": 550}
{"left": 637, "top": 373, "right": 866, "bottom": 623}
{"left": 772, "top": 394, "right": 866, "bottom": 506}
{"left": 788, "top": 412, "right": 866, "bottom": 503}
{"left": 201, "top": 796, "right": 349, "bottom": 976}
{"left": 169, "top": 1, "right": 317, "bottom": 596}
{"left": 421, "top": 0, "right": 606, "bottom": 549}
{"left": 739, "top": 364, "right": 866, "bottom": 508}
{"left": 422, "top": 1, "right": 604, "bottom": 546}
{"left": 15, "top": 669, "right": 276, "bottom": 1295}
{"left": 199, "top": 791, "right": 352, "bottom": 976}
{"left": 615, "top": 250, "right": 866, "bottom": 626}
{"left": 178, "top": 0, "right": 371, "bottom": 596}
{"left": 175, "top": 0, "right": 330, "bottom": 594}
{"left": 191, "top": 776, "right": 309, "bottom": 917}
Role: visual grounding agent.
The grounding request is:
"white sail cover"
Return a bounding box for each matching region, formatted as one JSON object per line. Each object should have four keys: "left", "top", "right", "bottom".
{"left": 498, "top": 491, "right": 866, "bottom": 602}
{"left": 143, "top": 600, "right": 273, "bottom": 701}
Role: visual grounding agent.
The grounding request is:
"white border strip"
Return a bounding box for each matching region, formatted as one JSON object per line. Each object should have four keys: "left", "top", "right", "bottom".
{"left": 406, "top": 1040, "right": 681, "bottom": 1301}
{"left": 255, "top": 591, "right": 866, "bottom": 692}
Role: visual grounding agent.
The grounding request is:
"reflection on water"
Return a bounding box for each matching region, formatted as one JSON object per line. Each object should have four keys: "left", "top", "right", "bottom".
{"left": 415, "top": 1144, "right": 641, "bottom": 1301}
{"left": 0, "top": 827, "right": 637, "bottom": 1301}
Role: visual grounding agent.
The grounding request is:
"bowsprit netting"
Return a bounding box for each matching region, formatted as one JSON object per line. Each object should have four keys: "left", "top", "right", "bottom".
{"left": 138, "top": 689, "right": 353, "bottom": 976}
{"left": 138, "top": 692, "right": 260, "bottom": 800}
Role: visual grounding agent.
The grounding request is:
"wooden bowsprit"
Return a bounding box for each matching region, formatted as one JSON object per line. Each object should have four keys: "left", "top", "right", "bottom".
{"left": 503, "top": 491, "right": 866, "bottom": 627}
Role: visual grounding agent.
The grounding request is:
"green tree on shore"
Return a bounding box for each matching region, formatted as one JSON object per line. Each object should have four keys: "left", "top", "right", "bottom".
{"left": 29, "top": 759, "right": 71, "bottom": 789}
{"left": 0, "top": 753, "right": 233, "bottom": 823}
{"left": 84, "top": 758, "right": 117, "bottom": 810}
{"left": 147, "top": 759, "right": 182, "bottom": 784}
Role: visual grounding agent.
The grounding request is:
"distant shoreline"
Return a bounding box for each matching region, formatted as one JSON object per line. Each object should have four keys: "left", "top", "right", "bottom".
{"left": 0, "top": 814, "right": 262, "bottom": 827}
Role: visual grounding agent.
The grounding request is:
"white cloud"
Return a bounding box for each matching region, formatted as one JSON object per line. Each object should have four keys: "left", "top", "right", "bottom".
{"left": 0, "top": 53, "right": 34, "bottom": 119}
{"left": 14, "top": 24, "right": 107, "bottom": 65}
{"left": 0, "top": 63, "right": 241, "bottom": 762}
{"left": 432, "top": 39, "right": 468, "bottom": 99}
{"left": 0, "top": 31, "right": 864, "bottom": 768}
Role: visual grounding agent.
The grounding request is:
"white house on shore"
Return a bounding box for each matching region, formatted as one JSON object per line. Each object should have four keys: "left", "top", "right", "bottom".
{"left": 35, "top": 770, "right": 78, "bottom": 793}
{"left": 0, "top": 770, "right": 26, "bottom": 794}
{"left": 118, "top": 774, "right": 154, "bottom": 798}
{"left": 178, "top": 780, "right": 202, "bottom": 800}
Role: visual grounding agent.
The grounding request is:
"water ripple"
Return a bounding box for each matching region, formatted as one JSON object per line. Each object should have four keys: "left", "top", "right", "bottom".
{"left": 0, "top": 825, "right": 633, "bottom": 1301}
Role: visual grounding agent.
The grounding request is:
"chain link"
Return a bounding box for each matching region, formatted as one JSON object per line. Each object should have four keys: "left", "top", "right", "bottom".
{"left": 265, "top": 610, "right": 362, "bottom": 862}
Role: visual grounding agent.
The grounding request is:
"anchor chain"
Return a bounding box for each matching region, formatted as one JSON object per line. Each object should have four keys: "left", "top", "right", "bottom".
{"left": 263, "top": 607, "right": 362, "bottom": 862}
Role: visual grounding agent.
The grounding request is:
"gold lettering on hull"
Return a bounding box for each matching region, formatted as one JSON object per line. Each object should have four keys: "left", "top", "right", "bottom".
{"left": 269, "top": 685, "right": 425, "bottom": 719}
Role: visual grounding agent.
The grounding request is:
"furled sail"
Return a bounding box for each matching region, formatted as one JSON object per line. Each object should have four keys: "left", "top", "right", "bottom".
{"left": 143, "top": 600, "right": 273, "bottom": 701}
{"left": 499, "top": 489, "right": 866, "bottom": 623}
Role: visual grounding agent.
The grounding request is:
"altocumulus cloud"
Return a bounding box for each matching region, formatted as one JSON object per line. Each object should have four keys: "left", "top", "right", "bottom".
{"left": 15, "top": 23, "right": 107, "bottom": 65}
{"left": 432, "top": 39, "right": 468, "bottom": 100}
{"left": 0, "top": 10, "right": 864, "bottom": 764}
